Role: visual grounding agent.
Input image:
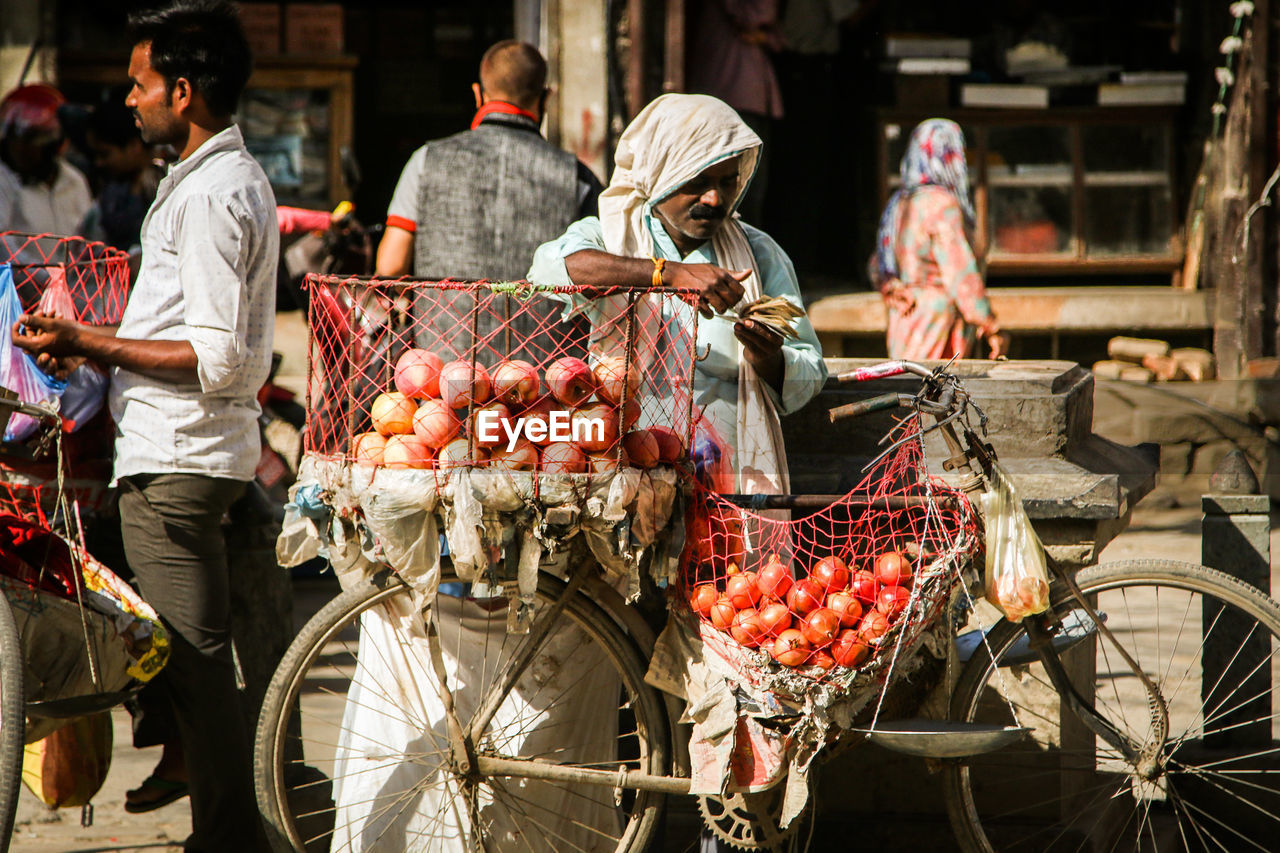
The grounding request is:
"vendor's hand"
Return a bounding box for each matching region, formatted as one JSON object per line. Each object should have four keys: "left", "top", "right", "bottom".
{"left": 667, "top": 263, "right": 750, "bottom": 318}
{"left": 11, "top": 312, "right": 83, "bottom": 359}
{"left": 734, "top": 319, "right": 784, "bottom": 389}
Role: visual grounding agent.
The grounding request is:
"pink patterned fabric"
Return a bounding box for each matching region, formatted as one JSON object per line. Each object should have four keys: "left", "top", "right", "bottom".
{"left": 872, "top": 186, "right": 994, "bottom": 360}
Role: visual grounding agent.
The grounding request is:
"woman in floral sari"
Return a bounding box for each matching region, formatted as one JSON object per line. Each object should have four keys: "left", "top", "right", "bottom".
{"left": 870, "top": 119, "right": 1008, "bottom": 360}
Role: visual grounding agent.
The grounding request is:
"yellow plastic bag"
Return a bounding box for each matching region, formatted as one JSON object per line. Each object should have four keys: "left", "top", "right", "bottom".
{"left": 980, "top": 462, "right": 1050, "bottom": 622}
{"left": 21, "top": 712, "right": 112, "bottom": 808}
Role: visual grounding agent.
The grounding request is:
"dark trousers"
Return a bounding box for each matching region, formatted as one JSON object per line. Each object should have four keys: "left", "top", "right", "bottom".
{"left": 118, "top": 473, "right": 259, "bottom": 853}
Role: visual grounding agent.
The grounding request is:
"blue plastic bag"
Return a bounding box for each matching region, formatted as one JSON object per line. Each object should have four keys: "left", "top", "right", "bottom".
{"left": 0, "top": 263, "right": 68, "bottom": 442}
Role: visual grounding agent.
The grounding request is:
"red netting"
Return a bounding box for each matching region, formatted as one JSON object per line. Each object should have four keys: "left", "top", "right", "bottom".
{"left": 304, "top": 275, "right": 701, "bottom": 479}
{"left": 0, "top": 231, "right": 131, "bottom": 325}
{"left": 678, "top": 418, "right": 980, "bottom": 686}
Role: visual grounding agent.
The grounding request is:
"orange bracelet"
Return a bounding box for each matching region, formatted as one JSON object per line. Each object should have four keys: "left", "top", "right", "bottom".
{"left": 651, "top": 257, "right": 666, "bottom": 288}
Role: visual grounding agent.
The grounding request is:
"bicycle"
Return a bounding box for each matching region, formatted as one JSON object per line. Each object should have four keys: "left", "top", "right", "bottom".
{"left": 254, "top": 347, "right": 1280, "bottom": 852}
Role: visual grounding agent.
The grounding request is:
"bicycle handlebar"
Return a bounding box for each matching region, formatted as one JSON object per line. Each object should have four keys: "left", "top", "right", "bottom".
{"left": 834, "top": 360, "right": 932, "bottom": 384}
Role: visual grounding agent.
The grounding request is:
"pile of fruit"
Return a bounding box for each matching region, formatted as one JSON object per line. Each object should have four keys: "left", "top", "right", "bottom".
{"left": 687, "top": 550, "right": 917, "bottom": 672}
{"left": 351, "top": 349, "right": 687, "bottom": 472}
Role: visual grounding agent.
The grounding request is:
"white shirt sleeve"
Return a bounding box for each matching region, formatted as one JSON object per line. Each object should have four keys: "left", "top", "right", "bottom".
{"left": 174, "top": 193, "right": 251, "bottom": 394}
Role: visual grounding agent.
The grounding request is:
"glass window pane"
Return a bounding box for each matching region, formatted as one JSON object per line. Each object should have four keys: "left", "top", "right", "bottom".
{"left": 987, "top": 125, "right": 1071, "bottom": 183}
{"left": 1082, "top": 124, "right": 1169, "bottom": 173}
{"left": 1084, "top": 186, "right": 1173, "bottom": 256}
{"left": 990, "top": 186, "right": 1073, "bottom": 255}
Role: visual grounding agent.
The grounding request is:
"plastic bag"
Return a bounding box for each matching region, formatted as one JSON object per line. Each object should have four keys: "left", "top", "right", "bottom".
{"left": 21, "top": 712, "right": 113, "bottom": 808}
{"left": 980, "top": 461, "right": 1050, "bottom": 622}
{"left": 0, "top": 263, "right": 67, "bottom": 441}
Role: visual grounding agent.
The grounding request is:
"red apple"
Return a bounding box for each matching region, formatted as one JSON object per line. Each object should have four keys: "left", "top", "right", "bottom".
{"left": 710, "top": 596, "right": 736, "bottom": 630}
{"left": 810, "top": 556, "right": 850, "bottom": 595}
{"left": 587, "top": 451, "right": 629, "bottom": 474}
{"left": 859, "top": 610, "right": 891, "bottom": 645}
{"left": 787, "top": 578, "right": 825, "bottom": 618}
{"left": 875, "top": 551, "right": 913, "bottom": 588}
{"left": 545, "top": 357, "right": 596, "bottom": 407}
{"left": 437, "top": 437, "right": 485, "bottom": 470}
{"left": 757, "top": 601, "right": 792, "bottom": 637}
{"left": 831, "top": 629, "right": 871, "bottom": 668}
{"left": 621, "top": 397, "right": 642, "bottom": 429}
{"left": 394, "top": 348, "right": 443, "bottom": 399}
{"left": 541, "top": 441, "right": 587, "bottom": 474}
{"left": 352, "top": 431, "right": 387, "bottom": 465}
{"left": 520, "top": 398, "right": 558, "bottom": 446}
{"left": 809, "top": 649, "right": 837, "bottom": 671}
{"left": 412, "top": 399, "right": 461, "bottom": 449}
{"left": 689, "top": 583, "right": 718, "bottom": 619}
{"left": 852, "top": 570, "right": 879, "bottom": 606}
{"left": 801, "top": 608, "right": 840, "bottom": 648}
{"left": 730, "top": 608, "right": 767, "bottom": 648}
{"left": 876, "top": 585, "right": 912, "bottom": 621}
{"left": 572, "top": 402, "right": 619, "bottom": 454}
{"left": 726, "top": 571, "right": 761, "bottom": 610}
{"left": 622, "top": 429, "right": 660, "bottom": 469}
{"left": 491, "top": 359, "right": 542, "bottom": 407}
{"left": 439, "top": 361, "right": 491, "bottom": 410}
{"left": 770, "top": 629, "right": 812, "bottom": 667}
{"left": 647, "top": 425, "right": 686, "bottom": 463}
{"left": 470, "top": 402, "right": 512, "bottom": 449}
{"left": 757, "top": 554, "right": 794, "bottom": 600}
{"left": 826, "top": 590, "right": 863, "bottom": 628}
{"left": 370, "top": 391, "right": 416, "bottom": 436}
{"left": 383, "top": 434, "right": 433, "bottom": 469}
{"left": 593, "top": 355, "right": 642, "bottom": 406}
{"left": 490, "top": 438, "right": 540, "bottom": 471}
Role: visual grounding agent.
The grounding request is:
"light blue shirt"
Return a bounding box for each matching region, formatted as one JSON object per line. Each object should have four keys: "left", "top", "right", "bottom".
{"left": 527, "top": 215, "right": 827, "bottom": 460}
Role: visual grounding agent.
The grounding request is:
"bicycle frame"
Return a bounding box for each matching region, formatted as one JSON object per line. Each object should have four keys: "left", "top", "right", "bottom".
{"left": 417, "top": 360, "right": 1175, "bottom": 802}
{"left": 828, "top": 361, "right": 1171, "bottom": 777}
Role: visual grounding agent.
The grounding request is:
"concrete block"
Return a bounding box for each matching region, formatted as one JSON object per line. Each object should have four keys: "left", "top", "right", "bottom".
{"left": 1109, "top": 336, "right": 1169, "bottom": 363}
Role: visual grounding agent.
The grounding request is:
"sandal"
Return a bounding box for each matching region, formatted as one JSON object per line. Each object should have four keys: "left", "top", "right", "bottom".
{"left": 124, "top": 775, "right": 189, "bottom": 813}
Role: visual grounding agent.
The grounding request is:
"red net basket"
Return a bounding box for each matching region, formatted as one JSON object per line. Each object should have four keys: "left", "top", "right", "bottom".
{"left": 0, "top": 231, "right": 131, "bottom": 325}
{"left": 679, "top": 418, "right": 980, "bottom": 688}
{"left": 303, "top": 275, "right": 701, "bottom": 479}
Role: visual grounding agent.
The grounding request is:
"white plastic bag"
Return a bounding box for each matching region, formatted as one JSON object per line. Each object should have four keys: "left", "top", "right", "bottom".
{"left": 980, "top": 462, "right": 1050, "bottom": 622}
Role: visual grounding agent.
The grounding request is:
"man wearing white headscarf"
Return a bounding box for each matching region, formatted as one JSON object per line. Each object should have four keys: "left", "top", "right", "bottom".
{"left": 528, "top": 93, "right": 826, "bottom": 494}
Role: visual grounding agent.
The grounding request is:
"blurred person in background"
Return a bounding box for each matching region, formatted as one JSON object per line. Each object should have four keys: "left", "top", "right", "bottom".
{"left": 870, "top": 119, "right": 1008, "bottom": 360}
{"left": 79, "top": 97, "right": 165, "bottom": 252}
{"left": 686, "top": 0, "right": 784, "bottom": 227}
{"left": 0, "top": 83, "right": 92, "bottom": 235}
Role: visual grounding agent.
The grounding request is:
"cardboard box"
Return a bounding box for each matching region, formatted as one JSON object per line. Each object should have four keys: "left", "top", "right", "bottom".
{"left": 238, "top": 3, "right": 281, "bottom": 57}
{"left": 284, "top": 3, "right": 344, "bottom": 55}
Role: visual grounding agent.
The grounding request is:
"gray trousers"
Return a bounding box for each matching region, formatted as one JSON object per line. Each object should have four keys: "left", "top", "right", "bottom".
{"left": 118, "top": 473, "right": 260, "bottom": 853}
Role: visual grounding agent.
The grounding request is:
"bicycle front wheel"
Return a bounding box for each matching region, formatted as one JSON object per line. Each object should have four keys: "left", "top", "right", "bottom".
{"left": 945, "top": 559, "right": 1280, "bottom": 852}
{"left": 254, "top": 566, "right": 669, "bottom": 853}
{"left": 0, "top": 588, "right": 24, "bottom": 853}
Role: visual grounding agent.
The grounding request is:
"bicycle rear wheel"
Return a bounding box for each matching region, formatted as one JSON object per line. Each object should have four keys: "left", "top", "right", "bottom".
{"left": 254, "top": 566, "right": 669, "bottom": 852}
{"left": 0, "top": 589, "right": 23, "bottom": 853}
{"left": 945, "top": 559, "right": 1280, "bottom": 852}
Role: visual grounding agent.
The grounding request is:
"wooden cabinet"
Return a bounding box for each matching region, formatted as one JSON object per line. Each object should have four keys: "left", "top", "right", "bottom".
{"left": 877, "top": 107, "right": 1182, "bottom": 279}
{"left": 58, "top": 54, "right": 357, "bottom": 207}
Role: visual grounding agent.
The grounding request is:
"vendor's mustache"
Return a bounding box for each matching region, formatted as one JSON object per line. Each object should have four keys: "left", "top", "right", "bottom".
{"left": 689, "top": 203, "right": 725, "bottom": 221}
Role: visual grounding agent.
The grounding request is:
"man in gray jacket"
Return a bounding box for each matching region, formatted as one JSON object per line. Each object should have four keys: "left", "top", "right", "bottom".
{"left": 375, "top": 40, "right": 600, "bottom": 360}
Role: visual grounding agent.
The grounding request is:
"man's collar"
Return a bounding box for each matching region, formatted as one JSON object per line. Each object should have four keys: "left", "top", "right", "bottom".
{"left": 471, "top": 101, "right": 541, "bottom": 132}
{"left": 167, "top": 125, "right": 243, "bottom": 181}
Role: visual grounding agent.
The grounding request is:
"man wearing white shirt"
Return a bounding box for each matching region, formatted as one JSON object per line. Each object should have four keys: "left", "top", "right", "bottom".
{"left": 11, "top": 2, "right": 273, "bottom": 849}
{"left": 0, "top": 83, "right": 92, "bottom": 236}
